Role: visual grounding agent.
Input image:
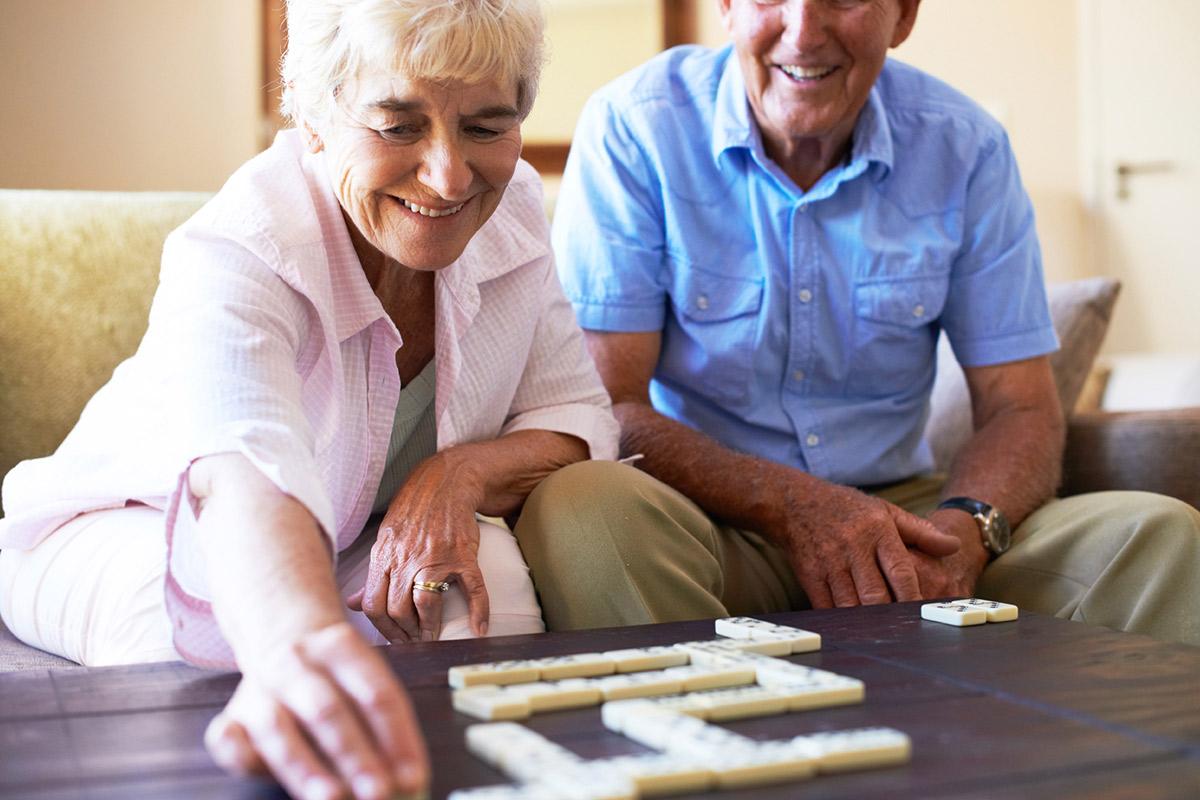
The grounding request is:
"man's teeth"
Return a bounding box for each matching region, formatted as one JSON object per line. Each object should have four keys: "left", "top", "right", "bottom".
{"left": 780, "top": 65, "right": 836, "bottom": 80}
{"left": 401, "top": 199, "right": 465, "bottom": 218}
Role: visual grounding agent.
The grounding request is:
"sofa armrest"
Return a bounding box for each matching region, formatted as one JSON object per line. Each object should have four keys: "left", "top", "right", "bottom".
{"left": 1062, "top": 408, "right": 1200, "bottom": 509}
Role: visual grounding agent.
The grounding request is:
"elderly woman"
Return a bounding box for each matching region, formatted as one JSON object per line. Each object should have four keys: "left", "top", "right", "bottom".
{"left": 0, "top": 1, "right": 617, "bottom": 798}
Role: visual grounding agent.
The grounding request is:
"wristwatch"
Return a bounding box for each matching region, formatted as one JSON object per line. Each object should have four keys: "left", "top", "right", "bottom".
{"left": 937, "top": 496, "right": 1012, "bottom": 556}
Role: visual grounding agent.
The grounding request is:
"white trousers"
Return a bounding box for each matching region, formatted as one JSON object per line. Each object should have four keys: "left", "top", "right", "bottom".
{"left": 0, "top": 508, "right": 544, "bottom": 667}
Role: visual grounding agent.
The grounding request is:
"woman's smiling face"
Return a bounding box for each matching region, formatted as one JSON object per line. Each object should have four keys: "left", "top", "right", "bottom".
{"left": 312, "top": 73, "right": 523, "bottom": 271}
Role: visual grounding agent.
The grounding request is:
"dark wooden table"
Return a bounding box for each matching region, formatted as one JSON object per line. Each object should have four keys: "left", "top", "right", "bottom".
{"left": 2, "top": 604, "right": 1199, "bottom": 799}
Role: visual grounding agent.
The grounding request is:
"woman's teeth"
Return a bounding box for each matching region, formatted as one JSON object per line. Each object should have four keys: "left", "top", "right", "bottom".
{"left": 780, "top": 64, "right": 837, "bottom": 81}
{"left": 402, "top": 199, "right": 465, "bottom": 218}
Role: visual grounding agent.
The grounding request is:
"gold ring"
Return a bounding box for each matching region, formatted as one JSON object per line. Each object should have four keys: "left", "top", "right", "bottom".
{"left": 414, "top": 580, "right": 451, "bottom": 593}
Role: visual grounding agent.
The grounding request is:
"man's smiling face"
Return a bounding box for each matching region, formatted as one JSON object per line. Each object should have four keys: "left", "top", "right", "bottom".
{"left": 720, "top": 0, "right": 919, "bottom": 165}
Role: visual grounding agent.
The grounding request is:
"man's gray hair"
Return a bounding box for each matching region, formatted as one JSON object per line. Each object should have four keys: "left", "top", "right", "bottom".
{"left": 280, "top": 0, "right": 545, "bottom": 128}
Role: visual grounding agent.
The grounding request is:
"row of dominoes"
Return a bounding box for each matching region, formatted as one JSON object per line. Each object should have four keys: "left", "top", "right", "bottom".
{"left": 452, "top": 662, "right": 862, "bottom": 721}
{"left": 452, "top": 633, "right": 851, "bottom": 721}
{"left": 448, "top": 619, "right": 821, "bottom": 690}
{"left": 452, "top": 720, "right": 911, "bottom": 799}
{"left": 921, "top": 598, "right": 1019, "bottom": 627}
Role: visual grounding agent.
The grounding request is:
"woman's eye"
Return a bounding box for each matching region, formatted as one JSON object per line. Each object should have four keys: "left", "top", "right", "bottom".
{"left": 380, "top": 124, "right": 420, "bottom": 140}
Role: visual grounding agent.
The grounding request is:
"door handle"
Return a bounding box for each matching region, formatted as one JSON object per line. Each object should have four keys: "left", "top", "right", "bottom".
{"left": 1115, "top": 160, "right": 1174, "bottom": 200}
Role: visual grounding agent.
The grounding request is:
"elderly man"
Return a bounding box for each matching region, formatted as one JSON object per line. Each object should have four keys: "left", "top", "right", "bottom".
{"left": 517, "top": 0, "right": 1200, "bottom": 644}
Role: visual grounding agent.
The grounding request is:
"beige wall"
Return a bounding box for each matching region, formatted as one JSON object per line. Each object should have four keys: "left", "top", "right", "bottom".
{"left": 0, "top": 0, "right": 261, "bottom": 192}
{"left": 524, "top": 0, "right": 664, "bottom": 143}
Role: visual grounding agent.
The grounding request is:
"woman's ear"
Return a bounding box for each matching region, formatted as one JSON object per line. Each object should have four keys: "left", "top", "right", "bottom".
{"left": 302, "top": 122, "right": 324, "bottom": 154}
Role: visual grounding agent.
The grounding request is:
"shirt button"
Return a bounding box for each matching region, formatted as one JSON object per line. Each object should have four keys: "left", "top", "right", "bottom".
{"left": 696, "top": 294, "right": 710, "bottom": 310}
{"left": 798, "top": 289, "right": 813, "bottom": 303}
{"left": 806, "top": 433, "right": 820, "bottom": 447}
{"left": 912, "top": 304, "right": 926, "bottom": 318}
{"left": 793, "top": 370, "right": 805, "bottom": 382}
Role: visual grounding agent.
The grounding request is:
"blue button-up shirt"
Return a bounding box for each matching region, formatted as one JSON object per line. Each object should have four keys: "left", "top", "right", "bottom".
{"left": 553, "top": 46, "right": 1058, "bottom": 486}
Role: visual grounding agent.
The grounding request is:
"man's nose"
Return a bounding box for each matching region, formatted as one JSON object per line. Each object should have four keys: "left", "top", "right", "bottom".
{"left": 418, "top": 138, "right": 473, "bottom": 200}
{"left": 783, "top": 0, "right": 830, "bottom": 52}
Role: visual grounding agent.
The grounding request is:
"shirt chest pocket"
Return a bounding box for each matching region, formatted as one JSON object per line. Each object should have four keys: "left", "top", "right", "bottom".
{"left": 848, "top": 276, "right": 948, "bottom": 398}
{"left": 666, "top": 267, "right": 764, "bottom": 405}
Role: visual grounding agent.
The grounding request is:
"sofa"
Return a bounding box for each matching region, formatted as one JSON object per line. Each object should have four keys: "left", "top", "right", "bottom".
{"left": 2, "top": 188, "right": 1198, "bottom": 671}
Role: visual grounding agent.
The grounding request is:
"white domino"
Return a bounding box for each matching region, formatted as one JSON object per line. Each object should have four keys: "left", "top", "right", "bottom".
{"left": 690, "top": 685, "right": 790, "bottom": 721}
{"left": 449, "top": 659, "right": 541, "bottom": 689}
{"left": 620, "top": 709, "right": 711, "bottom": 750}
{"left": 465, "top": 723, "right": 579, "bottom": 776}
{"left": 595, "top": 670, "right": 684, "bottom": 701}
{"left": 954, "top": 597, "right": 1019, "bottom": 622}
{"left": 772, "top": 676, "right": 865, "bottom": 711}
{"left": 602, "top": 646, "right": 690, "bottom": 673}
{"left": 920, "top": 602, "right": 987, "bottom": 626}
{"left": 672, "top": 640, "right": 754, "bottom": 666}
{"left": 452, "top": 686, "right": 532, "bottom": 721}
{"left": 803, "top": 727, "right": 912, "bottom": 772}
{"left": 528, "top": 653, "right": 616, "bottom": 680}
{"left": 531, "top": 764, "right": 637, "bottom": 800}
{"left": 709, "top": 740, "right": 820, "bottom": 789}
{"left": 661, "top": 664, "right": 757, "bottom": 691}
{"left": 503, "top": 679, "right": 602, "bottom": 712}
{"left": 596, "top": 753, "right": 713, "bottom": 796}
{"left": 714, "top": 617, "right": 823, "bottom": 654}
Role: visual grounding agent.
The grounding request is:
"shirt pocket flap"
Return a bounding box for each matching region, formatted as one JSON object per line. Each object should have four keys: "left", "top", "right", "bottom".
{"left": 854, "top": 277, "right": 947, "bottom": 329}
{"left": 679, "top": 270, "right": 764, "bottom": 323}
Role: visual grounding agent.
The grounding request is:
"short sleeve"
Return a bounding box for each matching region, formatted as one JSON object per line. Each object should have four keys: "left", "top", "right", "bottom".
{"left": 552, "top": 95, "right": 668, "bottom": 333}
{"left": 940, "top": 133, "right": 1059, "bottom": 367}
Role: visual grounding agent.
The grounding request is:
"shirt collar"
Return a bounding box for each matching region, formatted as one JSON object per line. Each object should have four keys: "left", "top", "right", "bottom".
{"left": 302, "top": 145, "right": 393, "bottom": 344}
{"left": 711, "top": 46, "right": 894, "bottom": 184}
{"left": 711, "top": 47, "right": 758, "bottom": 162}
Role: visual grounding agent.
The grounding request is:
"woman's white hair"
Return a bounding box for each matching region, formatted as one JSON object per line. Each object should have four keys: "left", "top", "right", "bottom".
{"left": 280, "top": 0, "right": 545, "bottom": 128}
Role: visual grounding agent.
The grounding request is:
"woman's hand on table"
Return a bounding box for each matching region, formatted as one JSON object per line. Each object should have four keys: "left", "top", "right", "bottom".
{"left": 204, "top": 621, "right": 429, "bottom": 800}
{"left": 348, "top": 450, "right": 490, "bottom": 642}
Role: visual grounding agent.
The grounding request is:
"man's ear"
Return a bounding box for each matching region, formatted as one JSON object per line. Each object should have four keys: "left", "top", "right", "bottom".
{"left": 302, "top": 122, "right": 324, "bottom": 154}
{"left": 716, "top": 0, "right": 736, "bottom": 36}
{"left": 890, "top": 0, "right": 922, "bottom": 49}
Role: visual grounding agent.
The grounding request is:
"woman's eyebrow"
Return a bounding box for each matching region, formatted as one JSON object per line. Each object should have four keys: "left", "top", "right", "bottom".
{"left": 368, "top": 98, "right": 423, "bottom": 113}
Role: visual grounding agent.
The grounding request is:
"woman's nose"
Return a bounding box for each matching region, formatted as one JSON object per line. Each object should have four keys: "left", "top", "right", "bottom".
{"left": 418, "top": 139, "right": 473, "bottom": 200}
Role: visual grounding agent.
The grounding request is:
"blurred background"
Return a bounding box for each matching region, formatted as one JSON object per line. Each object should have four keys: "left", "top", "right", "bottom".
{"left": 2, "top": 0, "right": 1197, "bottom": 409}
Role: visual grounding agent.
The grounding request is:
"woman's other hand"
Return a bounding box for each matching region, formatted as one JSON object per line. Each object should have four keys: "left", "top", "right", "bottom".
{"left": 204, "top": 622, "right": 429, "bottom": 800}
{"left": 348, "top": 451, "right": 490, "bottom": 642}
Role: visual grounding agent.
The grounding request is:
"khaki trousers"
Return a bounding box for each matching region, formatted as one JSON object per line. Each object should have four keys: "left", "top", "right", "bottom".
{"left": 513, "top": 462, "right": 1200, "bottom": 646}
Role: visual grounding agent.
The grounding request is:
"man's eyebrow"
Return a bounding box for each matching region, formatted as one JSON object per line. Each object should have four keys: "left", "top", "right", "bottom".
{"left": 467, "top": 105, "right": 520, "bottom": 120}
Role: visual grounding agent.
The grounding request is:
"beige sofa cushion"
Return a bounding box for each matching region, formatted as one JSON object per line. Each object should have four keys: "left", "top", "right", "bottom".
{"left": 0, "top": 190, "right": 210, "bottom": 512}
{"left": 925, "top": 277, "right": 1122, "bottom": 471}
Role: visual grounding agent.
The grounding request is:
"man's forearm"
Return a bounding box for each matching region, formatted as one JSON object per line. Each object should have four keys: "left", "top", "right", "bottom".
{"left": 941, "top": 405, "right": 1064, "bottom": 529}
{"left": 613, "top": 400, "right": 811, "bottom": 538}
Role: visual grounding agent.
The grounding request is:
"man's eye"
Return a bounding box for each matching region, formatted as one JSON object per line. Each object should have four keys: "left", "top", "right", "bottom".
{"left": 466, "top": 126, "right": 502, "bottom": 140}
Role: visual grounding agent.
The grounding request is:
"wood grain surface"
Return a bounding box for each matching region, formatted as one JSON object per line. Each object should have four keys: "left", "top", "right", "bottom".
{"left": 2, "top": 604, "right": 1198, "bottom": 799}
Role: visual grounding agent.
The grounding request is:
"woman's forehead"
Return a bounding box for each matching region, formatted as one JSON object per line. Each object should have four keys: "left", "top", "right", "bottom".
{"left": 343, "top": 72, "right": 519, "bottom": 112}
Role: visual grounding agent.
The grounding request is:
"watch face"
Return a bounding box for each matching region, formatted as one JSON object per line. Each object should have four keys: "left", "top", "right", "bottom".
{"left": 984, "top": 509, "right": 1012, "bottom": 554}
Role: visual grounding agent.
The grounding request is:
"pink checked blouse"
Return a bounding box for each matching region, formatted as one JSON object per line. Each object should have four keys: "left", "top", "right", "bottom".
{"left": 0, "top": 130, "right": 619, "bottom": 665}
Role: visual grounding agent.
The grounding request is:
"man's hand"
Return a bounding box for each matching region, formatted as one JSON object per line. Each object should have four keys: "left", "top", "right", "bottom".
{"left": 348, "top": 451, "right": 489, "bottom": 643}
{"left": 909, "top": 508, "right": 992, "bottom": 600}
{"left": 778, "top": 481, "right": 962, "bottom": 607}
{"left": 205, "top": 622, "right": 429, "bottom": 800}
